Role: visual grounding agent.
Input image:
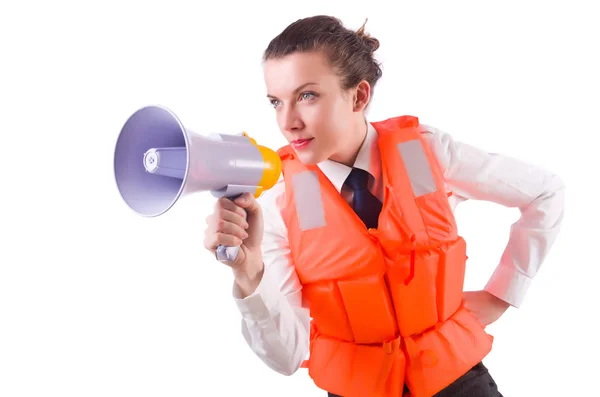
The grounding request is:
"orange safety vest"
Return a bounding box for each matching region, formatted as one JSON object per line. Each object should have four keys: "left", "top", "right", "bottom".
{"left": 276, "top": 115, "right": 494, "bottom": 397}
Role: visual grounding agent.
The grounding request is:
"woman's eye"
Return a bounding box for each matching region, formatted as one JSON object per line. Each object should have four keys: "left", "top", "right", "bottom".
{"left": 300, "top": 92, "right": 315, "bottom": 101}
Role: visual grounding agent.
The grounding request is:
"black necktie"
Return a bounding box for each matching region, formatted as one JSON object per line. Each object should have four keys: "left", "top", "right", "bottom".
{"left": 344, "top": 168, "right": 382, "bottom": 229}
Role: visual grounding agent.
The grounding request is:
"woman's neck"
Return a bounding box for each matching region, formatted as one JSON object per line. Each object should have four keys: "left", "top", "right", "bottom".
{"left": 329, "top": 118, "right": 368, "bottom": 167}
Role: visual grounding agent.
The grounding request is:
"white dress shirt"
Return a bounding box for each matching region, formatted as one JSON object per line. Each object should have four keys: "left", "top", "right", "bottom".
{"left": 231, "top": 121, "right": 565, "bottom": 377}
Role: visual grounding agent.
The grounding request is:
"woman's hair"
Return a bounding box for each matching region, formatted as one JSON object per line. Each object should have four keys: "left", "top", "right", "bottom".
{"left": 263, "top": 15, "right": 383, "bottom": 93}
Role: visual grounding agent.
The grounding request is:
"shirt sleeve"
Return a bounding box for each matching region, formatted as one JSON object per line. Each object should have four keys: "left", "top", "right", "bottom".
{"left": 231, "top": 180, "right": 311, "bottom": 376}
{"left": 421, "top": 125, "right": 566, "bottom": 308}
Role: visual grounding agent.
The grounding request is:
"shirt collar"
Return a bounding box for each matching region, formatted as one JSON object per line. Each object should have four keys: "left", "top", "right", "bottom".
{"left": 317, "top": 121, "right": 381, "bottom": 193}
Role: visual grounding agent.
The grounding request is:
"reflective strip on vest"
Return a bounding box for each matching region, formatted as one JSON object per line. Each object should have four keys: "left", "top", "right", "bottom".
{"left": 397, "top": 139, "right": 437, "bottom": 197}
{"left": 292, "top": 170, "right": 327, "bottom": 230}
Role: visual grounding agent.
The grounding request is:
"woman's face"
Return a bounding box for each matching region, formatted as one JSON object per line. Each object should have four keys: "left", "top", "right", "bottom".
{"left": 263, "top": 51, "right": 369, "bottom": 165}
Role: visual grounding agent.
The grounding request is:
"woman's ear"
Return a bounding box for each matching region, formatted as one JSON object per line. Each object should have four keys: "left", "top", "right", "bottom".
{"left": 353, "top": 80, "right": 371, "bottom": 112}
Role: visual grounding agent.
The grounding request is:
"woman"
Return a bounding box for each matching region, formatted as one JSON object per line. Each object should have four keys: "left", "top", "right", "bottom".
{"left": 203, "top": 15, "right": 564, "bottom": 397}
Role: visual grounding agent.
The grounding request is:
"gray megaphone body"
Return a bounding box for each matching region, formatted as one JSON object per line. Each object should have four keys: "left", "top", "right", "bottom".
{"left": 113, "top": 104, "right": 282, "bottom": 262}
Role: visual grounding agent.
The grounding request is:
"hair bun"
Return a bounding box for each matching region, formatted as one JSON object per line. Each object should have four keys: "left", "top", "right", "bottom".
{"left": 364, "top": 36, "right": 380, "bottom": 53}
{"left": 356, "top": 18, "right": 380, "bottom": 53}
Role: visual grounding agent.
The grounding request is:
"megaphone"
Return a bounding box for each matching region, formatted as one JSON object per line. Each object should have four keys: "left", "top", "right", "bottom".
{"left": 113, "top": 104, "right": 282, "bottom": 262}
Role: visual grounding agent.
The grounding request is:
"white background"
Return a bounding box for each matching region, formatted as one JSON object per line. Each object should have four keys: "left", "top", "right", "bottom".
{"left": 1, "top": 1, "right": 597, "bottom": 396}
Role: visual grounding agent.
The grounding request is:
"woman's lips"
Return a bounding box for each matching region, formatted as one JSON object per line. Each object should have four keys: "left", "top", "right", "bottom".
{"left": 291, "top": 138, "right": 314, "bottom": 150}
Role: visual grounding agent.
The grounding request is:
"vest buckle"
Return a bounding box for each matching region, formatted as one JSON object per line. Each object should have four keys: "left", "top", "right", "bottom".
{"left": 383, "top": 335, "right": 402, "bottom": 354}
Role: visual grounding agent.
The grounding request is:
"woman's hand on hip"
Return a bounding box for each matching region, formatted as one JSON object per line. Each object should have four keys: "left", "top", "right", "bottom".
{"left": 463, "top": 290, "right": 510, "bottom": 327}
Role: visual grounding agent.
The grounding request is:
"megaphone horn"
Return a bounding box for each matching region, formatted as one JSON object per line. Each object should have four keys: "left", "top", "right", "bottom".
{"left": 113, "top": 104, "right": 282, "bottom": 262}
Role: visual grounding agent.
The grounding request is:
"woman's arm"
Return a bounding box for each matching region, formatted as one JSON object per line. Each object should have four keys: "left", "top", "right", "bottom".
{"left": 232, "top": 180, "right": 311, "bottom": 376}
{"left": 422, "top": 124, "right": 566, "bottom": 308}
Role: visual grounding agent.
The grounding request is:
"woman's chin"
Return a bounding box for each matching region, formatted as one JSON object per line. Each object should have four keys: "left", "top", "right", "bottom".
{"left": 294, "top": 152, "right": 315, "bottom": 164}
{"left": 294, "top": 150, "right": 323, "bottom": 165}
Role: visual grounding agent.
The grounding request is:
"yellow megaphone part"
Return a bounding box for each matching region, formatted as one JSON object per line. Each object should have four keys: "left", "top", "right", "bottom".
{"left": 242, "top": 131, "right": 282, "bottom": 197}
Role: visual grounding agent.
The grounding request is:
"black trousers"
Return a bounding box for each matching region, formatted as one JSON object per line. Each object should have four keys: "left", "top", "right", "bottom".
{"left": 327, "top": 362, "right": 503, "bottom": 397}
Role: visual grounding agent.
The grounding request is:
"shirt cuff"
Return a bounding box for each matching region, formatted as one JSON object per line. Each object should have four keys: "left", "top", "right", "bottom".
{"left": 484, "top": 264, "right": 532, "bottom": 308}
{"left": 232, "top": 263, "right": 283, "bottom": 322}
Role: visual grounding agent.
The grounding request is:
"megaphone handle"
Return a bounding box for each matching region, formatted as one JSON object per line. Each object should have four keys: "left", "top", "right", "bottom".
{"left": 216, "top": 245, "right": 240, "bottom": 262}
{"left": 215, "top": 192, "right": 244, "bottom": 263}
{"left": 211, "top": 186, "right": 262, "bottom": 262}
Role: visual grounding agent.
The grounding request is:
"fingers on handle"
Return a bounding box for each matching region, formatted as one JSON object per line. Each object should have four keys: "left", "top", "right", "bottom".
{"left": 204, "top": 230, "right": 243, "bottom": 252}
{"left": 233, "top": 193, "right": 261, "bottom": 214}
{"left": 217, "top": 197, "right": 248, "bottom": 220}
{"left": 204, "top": 217, "right": 247, "bottom": 253}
